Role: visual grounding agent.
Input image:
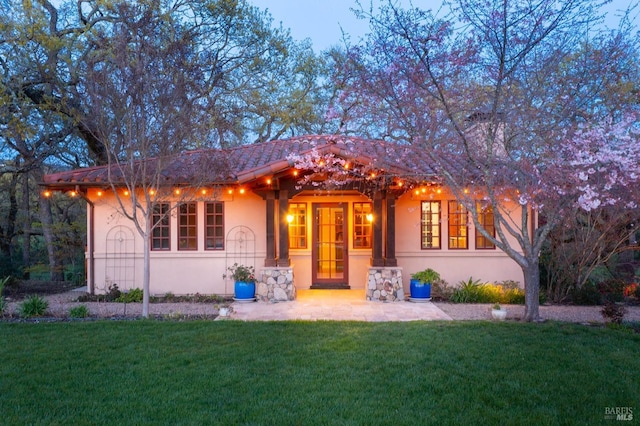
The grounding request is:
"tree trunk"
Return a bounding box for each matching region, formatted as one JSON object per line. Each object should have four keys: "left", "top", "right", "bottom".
{"left": 21, "top": 173, "right": 31, "bottom": 279}
{"left": 142, "top": 217, "right": 151, "bottom": 318}
{"left": 523, "top": 260, "right": 541, "bottom": 322}
{"left": 38, "top": 190, "right": 64, "bottom": 282}
{"left": 0, "top": 174, "right": 18, "bottom": 277}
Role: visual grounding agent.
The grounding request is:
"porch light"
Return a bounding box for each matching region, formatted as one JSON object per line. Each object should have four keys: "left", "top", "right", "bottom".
{"left": 97, "top": 190, "right": 103, "bottom": 197}
{"left": 43, "top": 190, "right": 51, "bottom": 198}
{"left": 421, "top": 187, "right": 426, "bottom": 193}
{"left": 228, "top": 188, "right": 233, "bottom": 195}
{"left": 239, "top": 188, "right": 245, "bottom": 194}
{"left": 266, "top": 178, "right": 272, "bottom": 185}
{"left": 415, "top": 189, "right": 420, "bottom": 196}
{"left": 293, "top": 170, "right": 299, "bottom": 177}
{"left": 69, "top": 191, "right": 77, "bottom": 197}
{"left": 286, "top": 214, "right": 294, "bottom": 223}
{"left": 174, "top": 189, "right": 181, "bottom": 195}
{"left": 366, "top": 213, "right": 374, "bottom": 223}
{"left": 149, "top": 189, "right": 155, "bottom": 195}
{"left": 436, "top": 188, "right": 442, "bottom": 194}
{"left": 123, "top": 190, "right": 129, "bottom": 197}
{"left": 201, "top": 189, "right": 207, "bottom": 195}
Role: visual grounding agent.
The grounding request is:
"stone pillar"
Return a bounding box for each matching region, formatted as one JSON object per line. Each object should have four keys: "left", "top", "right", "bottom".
{"left": 265, "top": 191, "right": 277, "bottom": 267}
{"left": 256, "top": 267, "right": 296, "bottom": 302}
{"left": 277, "top": 190, "right": 290, "bottom": 266}
{"left": 366, "top": 267, "right": 404, "bottom": 301}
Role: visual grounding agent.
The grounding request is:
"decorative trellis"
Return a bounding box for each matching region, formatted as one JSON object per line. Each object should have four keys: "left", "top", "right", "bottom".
{"left": 104, "top": 225, "right": 136, "bottom": 291}
{"left": 225, "top": 225, "right": 256, "bottom": 293}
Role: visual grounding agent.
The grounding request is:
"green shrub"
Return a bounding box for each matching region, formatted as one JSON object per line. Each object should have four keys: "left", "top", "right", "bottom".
{"left": 19, "top": 295, "right": 49, "bottom": 318}
{"left": 115, "top": 288, "right": 143, "bottom": 303}
{"left": 69, "top": 305, "right": 89, "bottom": 318}
{"left": 430, "top": 279, "right": 453, "bottom": 301}
{"left": 503, "top": 288, "right": 526, "bottom": 304}
{"left": 450, "top": 277, "right": 483, "bottom": 303}
{"left": 601, "top": 301, "right": 627, "bottom": 324}
{"left": 571, "top": 281, "right": 602, "bottom": 305}
{"left": 450, "top": 278, "right": 525, "bottom": 304}
{"left": 0, "top": 276, "right": 9, "bottom": 315}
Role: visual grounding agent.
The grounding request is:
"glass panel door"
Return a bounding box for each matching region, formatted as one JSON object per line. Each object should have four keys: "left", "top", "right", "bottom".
{"left": 312, "top": 203, "right": 348, "bottom": 287}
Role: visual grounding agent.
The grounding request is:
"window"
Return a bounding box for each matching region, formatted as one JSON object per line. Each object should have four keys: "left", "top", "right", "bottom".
{"left": 288, "top": 203, "right": 307, "bottom": 249}
{"left": 178, "top": 202, "right": 197, "bottom": 250}
{"left": 353, "top": 202, "right": 372, "bottom": 248}
{"left": 421, "top": 201, "right": 441, "bottom": 249}
{"left": 475, "top": 201, "right": 496, "bottom": 249}
{"left": 205, "top": 202, "right": 224, "bottom": 250}
{"left": 151, "top": 203, "right": 170, "bottom": 251}
{"left": 448, "top": 201, "right": 468, "bottom": 249}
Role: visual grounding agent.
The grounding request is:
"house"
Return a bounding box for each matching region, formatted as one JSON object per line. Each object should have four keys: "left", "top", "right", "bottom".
{"left": 42, "top": 135, "right": 526, "bottom": 301}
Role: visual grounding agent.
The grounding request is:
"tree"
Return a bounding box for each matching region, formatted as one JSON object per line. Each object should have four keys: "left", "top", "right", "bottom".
{"left": 334, "top": 0, "right": 640, "bottom": 321}
{"left": 1, "top": 0, "right": 329, "bottom": 286}
{"left": 79, "top": 1, "right": 235, "bottom": 317}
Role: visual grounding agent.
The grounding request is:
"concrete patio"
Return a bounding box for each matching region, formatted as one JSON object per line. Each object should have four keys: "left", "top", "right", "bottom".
{"left": 229, "top": 289, "right": 453, "bottom": 321}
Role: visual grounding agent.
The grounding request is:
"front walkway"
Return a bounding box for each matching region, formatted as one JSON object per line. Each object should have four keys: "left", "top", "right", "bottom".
{"left": 230, "top": 289, "right": 452, "bottom": 321}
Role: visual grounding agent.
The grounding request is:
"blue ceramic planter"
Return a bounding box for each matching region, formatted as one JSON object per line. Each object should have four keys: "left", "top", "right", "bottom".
{"left": 409, "top": 278, "right": 431, "bottom": 299}
{"left": 234, "top": 281, "right": 256, "bottom": 299}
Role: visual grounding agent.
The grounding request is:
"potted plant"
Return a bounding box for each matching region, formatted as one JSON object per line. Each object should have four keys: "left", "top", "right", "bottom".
{"left": 225, "top": 263, "right": 256, "bottom": 302}
{"left": 217, "top": 304, "right": 232, "bottom": 317}
{"left": 409, "top": 268, "right": 440, "bottom": 302}
{"left": 491, "top": 303, "right": 507, "bottom": 320}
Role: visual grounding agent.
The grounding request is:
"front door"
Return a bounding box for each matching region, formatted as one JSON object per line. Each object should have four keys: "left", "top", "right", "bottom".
{"left": 312, "top": 203, "right": 349, "bottom": 288}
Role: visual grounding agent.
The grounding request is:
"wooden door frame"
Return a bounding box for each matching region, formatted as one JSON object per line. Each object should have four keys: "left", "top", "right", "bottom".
{"left": 311, "top": 202, "right": 349, "bottom": 288}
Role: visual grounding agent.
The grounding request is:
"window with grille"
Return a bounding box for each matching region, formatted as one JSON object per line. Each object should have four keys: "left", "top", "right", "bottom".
{"left": 205, "top": 202, "right": 224, "bottom": 250}
{"left": 353, "top": 202, "right": 372, "bottom": 248}
{"left": 178, "top": 202, "right": 197, "bottom": 250}
{"left": 475, "top": 201, "right": 496, "bottom": 249}
{"left": 448, "top": 201, "right": 468, "bottom": 249}
{"left": 288, "top": 203, "right": 307, "bottom": 249}
{"left": 421, "top": 201, "right": 441, "bottom": 249}
{"left": 151, "top": 203, "right": 170, "bottom": 251}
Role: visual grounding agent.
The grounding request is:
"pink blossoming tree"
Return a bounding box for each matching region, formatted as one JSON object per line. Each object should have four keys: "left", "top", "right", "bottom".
{"left": 325, "top": 0, "right": 640, "bottom": 321}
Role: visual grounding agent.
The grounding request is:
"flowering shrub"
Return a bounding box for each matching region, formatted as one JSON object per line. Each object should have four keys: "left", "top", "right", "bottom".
{"left": 623, "top": 283, "right": 638, "bottom": 299}
{"left": 224, "top": 264, "right": 256, "bottom": 283}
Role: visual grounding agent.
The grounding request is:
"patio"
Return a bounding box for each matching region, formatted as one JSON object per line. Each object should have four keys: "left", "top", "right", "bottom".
{"left": 230, "top": 289, "right": 453, "bottom": 321}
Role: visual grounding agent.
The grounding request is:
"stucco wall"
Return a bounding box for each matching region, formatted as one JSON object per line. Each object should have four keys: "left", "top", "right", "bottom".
{"left": 394, "top": 189, "right": 525, "bottom": 287}
{"left": 88, "top": 188, "right": 266, "bottom": 296}
{"left": 85, "top": 186, "right": 526, "bottom": 296}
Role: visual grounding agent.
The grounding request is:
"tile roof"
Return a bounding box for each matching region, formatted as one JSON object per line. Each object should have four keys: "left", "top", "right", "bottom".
{"left": 43, "top": 134, "right": 437, "bottom": 188}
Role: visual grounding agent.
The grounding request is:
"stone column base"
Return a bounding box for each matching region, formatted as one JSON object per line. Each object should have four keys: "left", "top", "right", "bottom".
{"left": 366, "top": 267, "right": 404, "bottom": 302}
{"left": 256, "top": 267, "right": 295, "bottom": 302}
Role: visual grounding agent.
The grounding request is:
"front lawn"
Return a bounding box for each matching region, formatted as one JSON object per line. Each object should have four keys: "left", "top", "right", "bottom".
{"left": 1, "top": 321, "right": 637, "bottom": 424}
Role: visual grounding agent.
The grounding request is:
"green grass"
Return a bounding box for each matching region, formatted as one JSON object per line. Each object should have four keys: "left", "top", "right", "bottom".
{"left": 1, "top": 321, "right": 638, "bottom": 425}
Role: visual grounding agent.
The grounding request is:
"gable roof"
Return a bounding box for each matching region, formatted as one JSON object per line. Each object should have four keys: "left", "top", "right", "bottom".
{"left": 43, "top": 134, "right": 436, "bottom": 188}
